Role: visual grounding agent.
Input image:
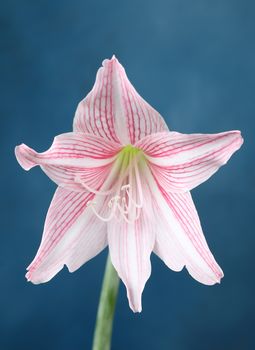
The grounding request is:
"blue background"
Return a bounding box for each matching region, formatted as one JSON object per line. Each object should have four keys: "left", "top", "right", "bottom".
{"left": 1, "top": 1, "right": 255, "bottom": 349}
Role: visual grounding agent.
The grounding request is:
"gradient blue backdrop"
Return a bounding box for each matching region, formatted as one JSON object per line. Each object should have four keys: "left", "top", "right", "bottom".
{"left": 1, "top": 1, "right": 254, "bottom": 349}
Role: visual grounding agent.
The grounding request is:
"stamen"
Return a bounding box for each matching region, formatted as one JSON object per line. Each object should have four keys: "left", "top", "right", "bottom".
{"left": 83, "top": 145, "right": 145, "bottom": 223}
{"left": 121, "top": 184, "right": 130, "bottom": 191}
{"left": 75, "top": 175, "right": 117, "bottom": 196}
{"left": 74, "top": 156, "right": 124, "bottom": 195}
{"left": 117, "top": 203, "right": 136, "bottom": 224}
{"left": 134, "top": 155, "right": 144, "bottom": 207}
{"left": 86, "top": 197, "right": 119, "bottom": 222}
{"left": 121, "top": 180, "right": 143, "bottom": 209}
{"left": 108, "top": 195, "right": 121, "bottom": 208}
{"left": 121, "top": 197, "right": 129, "bottom": 213}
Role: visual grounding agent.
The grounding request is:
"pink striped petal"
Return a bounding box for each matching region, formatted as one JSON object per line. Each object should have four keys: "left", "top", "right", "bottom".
{"left": 15, "top": 132, "right": 121, "bottom": 191}
{"left": 155, "top": 190, "right": 223, "bottom": 284}
{"left": 107, "top": 180, "right": 155, "bottom": 312}
{"left": 26, "top": 187, "right": 107, "bottom": 283}
{"left": 142, "top": 163, "right": 223, "bottom": 285}
{"left": 137, "top": 130, "right": 243, "bottom": 192}
{"left": 73, "top": 56, "right": 168, "bottom": 145}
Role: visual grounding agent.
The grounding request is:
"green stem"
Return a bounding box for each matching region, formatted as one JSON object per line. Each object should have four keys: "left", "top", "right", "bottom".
{"left": 92, "top": 254, "right": 120, "bottom": 350}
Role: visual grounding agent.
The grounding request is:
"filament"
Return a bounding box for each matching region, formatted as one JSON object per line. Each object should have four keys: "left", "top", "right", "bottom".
{"left": 84, "top": 145, "right": 145, "bottom": 223}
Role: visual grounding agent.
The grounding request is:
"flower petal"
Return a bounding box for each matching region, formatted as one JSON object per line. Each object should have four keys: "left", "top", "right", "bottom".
{"left": 26, "top": 187, "right": 107, "bottom": 283}
{"left": 73, "top": 56, "right": 168, "bottom": 144}
{"left": 107, "top": 179, "right": 155, "bottom": 312}
{"left": 137, "top": 130, "right": 243, "bottom": 192}
{"left": 15, "top": 132, "right": 121, "bottom": 191}
{"left": 143, "top": 164, "right": 223, "bottom": 285}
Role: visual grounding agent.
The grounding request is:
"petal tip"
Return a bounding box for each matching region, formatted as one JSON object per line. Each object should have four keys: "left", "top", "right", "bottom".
{"left": 228, "top": 130, "right": 244, "bottom": 155}
{"left": 25, "top": 271, "right": 34, "bottom": 284}
{"left": 227, "top": 130, "right": 244, "bottom": 148}
{"left": 237, "top": 131, "right": 244, "bottom": 148}
{"left": 15, "top": 144, "right": 37, "bottom": 171}
{"left": 216, "top": 270, "right": 224, "bottom": 284}
{"left": 102, "top": 55, "right": 121, "bottom": 70}
{"left": 129, "top": 301, "right": 142, "bottom": 313}
{"left": 25, "top": 266, "right": 61, "bottom": 285}
{"left": 127, "top": 288, "right": 143, "bottom": 313}
{"left": 209, "top": 268, "right": 224, "bottom": 285}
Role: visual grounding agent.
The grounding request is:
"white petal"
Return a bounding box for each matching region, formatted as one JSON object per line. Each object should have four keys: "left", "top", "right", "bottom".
{"left": 143, "top": 164, "right": 224, "bottom": 285}
{"left": 107, "top": 174, "right": 155, "bottom": 312}
{"left": 137, "top": 130, "right": 243, "bottom": 192}
{"left": 15, "top": 132, "right": 121, "bottom": 192}
{"left": 26, "top": 187, "right": 107, "bottom": 283}
{"left": 73, "top": 56, "right": 168, "bottom": 144}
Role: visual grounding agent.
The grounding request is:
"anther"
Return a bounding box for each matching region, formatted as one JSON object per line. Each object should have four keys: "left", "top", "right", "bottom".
{"left": 121, "top": 184, "right": 130, "bottom": 191}
{"left": 108, "top": 195, "right": 120, "bottom": 208}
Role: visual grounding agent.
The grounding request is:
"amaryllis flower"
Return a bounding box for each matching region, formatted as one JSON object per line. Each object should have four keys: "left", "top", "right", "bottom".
{"left": 15, "top": 57, "right": 243, "bottom": 312}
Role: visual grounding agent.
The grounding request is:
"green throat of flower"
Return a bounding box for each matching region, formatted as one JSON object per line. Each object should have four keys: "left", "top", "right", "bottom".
{"left": 116, "top": 144, "right": 145, "bottom": 172}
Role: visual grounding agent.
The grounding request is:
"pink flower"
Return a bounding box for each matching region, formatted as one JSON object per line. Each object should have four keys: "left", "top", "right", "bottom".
{"left": 15, "top": 57, "right": 243, "bottom": 312}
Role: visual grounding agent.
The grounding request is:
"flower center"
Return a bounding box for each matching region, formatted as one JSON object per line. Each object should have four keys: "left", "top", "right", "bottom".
{"left": 77, "top": 145, "right": 145, "bottom": 223}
